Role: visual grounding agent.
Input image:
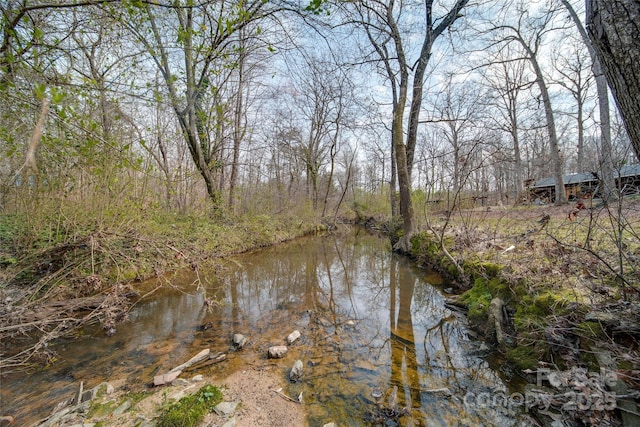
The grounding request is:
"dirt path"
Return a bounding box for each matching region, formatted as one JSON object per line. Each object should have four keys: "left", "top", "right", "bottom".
{"left": 205, "top": 366, "right": 307, "bottom": 426}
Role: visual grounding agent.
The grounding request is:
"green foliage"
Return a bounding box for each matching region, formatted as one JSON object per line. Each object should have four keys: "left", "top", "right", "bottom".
{"left": 305, "top": 0, "right": 330, "bottom": 15}
{"left": 157, "top": 384, "right": 223, "bottom": 427}
{"left": 0, "top": 214, "right": 24, "bottom": 249}
{"left": 34, "top": 83, "right": 47, "bottom": 99}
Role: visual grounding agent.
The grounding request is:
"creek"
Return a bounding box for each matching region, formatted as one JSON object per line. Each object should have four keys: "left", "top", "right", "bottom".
{"left": 1, "top": 228, "right": 531, "bottom": 426}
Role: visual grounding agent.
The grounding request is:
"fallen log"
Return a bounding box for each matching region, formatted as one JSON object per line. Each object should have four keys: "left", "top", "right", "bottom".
{"left": 154, "top": 348, "right": 212, "bottom": 386}
{"left": 186, "top": 352, "right": 227, "bottom": 371}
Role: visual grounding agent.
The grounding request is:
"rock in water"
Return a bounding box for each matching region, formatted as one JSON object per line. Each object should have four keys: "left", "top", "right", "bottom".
{"left": 232, "top": 333, "right": 247, "bottom": 349}
{"left": 286, "top": 330, "right": 301, "bottom": 345}
{"left": 289, "top": 360, "right": 304, "bottom": 382}
{"left": 268, "top": 345, "right": 288, "bottom": 358}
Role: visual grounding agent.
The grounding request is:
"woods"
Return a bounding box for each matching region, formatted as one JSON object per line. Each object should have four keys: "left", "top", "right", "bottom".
{"left": 1, "top": 0, "right": 639, "bottom": 225}
{"left": 2, "top": 0, "right": 640, "bottom": 357}
{"left": 5, "top": 0, "right": 640, "bottom": 362}
{"left": 1, "top": 2, "right": 640, "bottom": 424}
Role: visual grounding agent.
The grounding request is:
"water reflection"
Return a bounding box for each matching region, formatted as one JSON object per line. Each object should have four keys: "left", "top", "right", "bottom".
{"left": 1, "top": 229, "right": 527, "bottom": 426}
{"left": 389, "top": 256, "right": 421, "bottom": 413}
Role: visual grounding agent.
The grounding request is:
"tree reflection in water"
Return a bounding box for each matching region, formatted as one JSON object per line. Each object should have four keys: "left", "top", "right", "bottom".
{"left": 2, "top": 230, "right": 530, "bottom": 426}
{"left": 389, "top": 255, "right": 421, "bottom": 413}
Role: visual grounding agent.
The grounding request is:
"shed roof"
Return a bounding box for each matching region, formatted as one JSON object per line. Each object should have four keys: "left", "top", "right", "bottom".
{"left": 531, "top": 164, "right": 640, "bottom": 189}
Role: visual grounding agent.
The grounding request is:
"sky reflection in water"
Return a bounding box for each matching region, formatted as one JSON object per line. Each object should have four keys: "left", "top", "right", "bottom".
{"left": 1, "top": 229, "right": 528, "bottom": 426}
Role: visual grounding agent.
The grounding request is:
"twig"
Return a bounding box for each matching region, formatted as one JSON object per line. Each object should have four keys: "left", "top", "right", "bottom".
{"left": 76, "top": 381, "right": 84, "bottom": 405}
{"left": 271, "top": 388, "right": 303, "bottom": 404}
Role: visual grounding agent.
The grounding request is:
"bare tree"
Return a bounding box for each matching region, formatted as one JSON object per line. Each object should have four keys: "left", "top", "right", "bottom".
{"left": 116, "top": 0, "right": 272, "bottom": 210}
{"left": 288, "top": 54, "right": 354, "bottom": 212}
{"left": 488, "top": 2, "right": 568, "bottom": 204}
{"left": 344, "top": 0, "right": 469, "bottom": 251}
{"left": 482, "top": 44, "right": 534, "bottom": 200}
{"left": 424, "top": 77, "right": 486, "bottom": 199}
{"left": 552, "top": 38, "right": 593, "bottom": 173}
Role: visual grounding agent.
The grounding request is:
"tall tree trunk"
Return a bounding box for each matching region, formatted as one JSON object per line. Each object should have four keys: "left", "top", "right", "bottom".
{"left": 390, "top": 130, "right": 398, "bottom": 217}
{"left": 560, "top": 0, "right": 615, "bottom": 200}
{"left": 594, "top": 62, "right": 616, "bottom": 200}
{"left": 21, "top": 96, "right": 50, "bottom": 187}
{"left": 576, "top": 93, "right": 584, "bottom": 172}
{"left": 405, "top": 0, "right": 470, "bottom": 179}
{"left": 228, "top": 37, "right": 246, "bottom": 212}
{"left": 511, "top": 111, "right": 523, "bottom": 197}
{"left": 587, "top": 0, "right": 640, "bottom": 162}
{"left": 393, "top": 106, "right": 415, "bottom": 252}
{"left": 522, "top": 42, "right": 567, "bottom": 205}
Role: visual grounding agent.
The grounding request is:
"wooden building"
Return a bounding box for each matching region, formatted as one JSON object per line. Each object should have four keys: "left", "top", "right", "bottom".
{"left": 527, "top": 164, "right": 640, "bottom": 203}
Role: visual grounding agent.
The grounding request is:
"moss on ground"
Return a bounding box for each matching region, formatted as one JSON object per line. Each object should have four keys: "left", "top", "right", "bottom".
{"left": 87, "top": 399, "right": 118, "bottom": 419}
{"left": 410, "top": 231, "right": 441, "bottom": 257}
{"left": 506, "top": 345, "right": 546, "bottom": 370}
{"left": 463, "top": 260, "right": 502, "bottom": 279}
{"left": 405, "top": 227, "right": 602, "bottom": 375}
{"left": 460, "top": 278, "right": 493, "bottom": 326}
{"left": 156, "top": 384, "right": 223, "bottom": 427}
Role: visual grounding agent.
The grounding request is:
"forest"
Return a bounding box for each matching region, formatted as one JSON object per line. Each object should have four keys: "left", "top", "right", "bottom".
{"left": 1, "top": 0, "right": 640, "bottom": 426}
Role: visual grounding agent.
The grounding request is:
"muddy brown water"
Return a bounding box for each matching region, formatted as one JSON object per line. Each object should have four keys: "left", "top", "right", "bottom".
{"left": 1, "top": 229, "right": 531, "bottom": 426}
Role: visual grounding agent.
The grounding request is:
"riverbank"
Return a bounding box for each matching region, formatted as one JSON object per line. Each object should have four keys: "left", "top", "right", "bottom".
{"left": 25, "top": 362, "right": 307, "bottom": 427}
{"left": 1, "top": 209, "right": 325, "bottom": 425}
{"left": 388, "top": 201, "right": 640, "bottom": 426}
{"left": 0, "top": 208, "right": 326, "bottom": 371}
{"left": 3, "top": 200, "right": 639, "bottom": 426}
{"left": 2, "top": 224, "right": 529, "bottom": 427}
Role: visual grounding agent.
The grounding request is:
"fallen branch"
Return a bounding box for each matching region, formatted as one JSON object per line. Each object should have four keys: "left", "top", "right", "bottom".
{"left": 154, "top": 348, "right": 213, "bottom": 386}
{"left": 271, "top": 388, "right": 303, "bottom": 404}
{"left": 186, "top": 352, "right": 227, "bottom": 371}
{"left": 169, "top": 348, "right": 210, "bottom": 373}
{"left": 0, "top": 317, "right": 79, "bottom": 333}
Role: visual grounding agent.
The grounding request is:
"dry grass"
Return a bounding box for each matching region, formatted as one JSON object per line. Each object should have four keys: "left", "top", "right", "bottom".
{"left": 423, "top": 198, "right": 640, "bottom": 301}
